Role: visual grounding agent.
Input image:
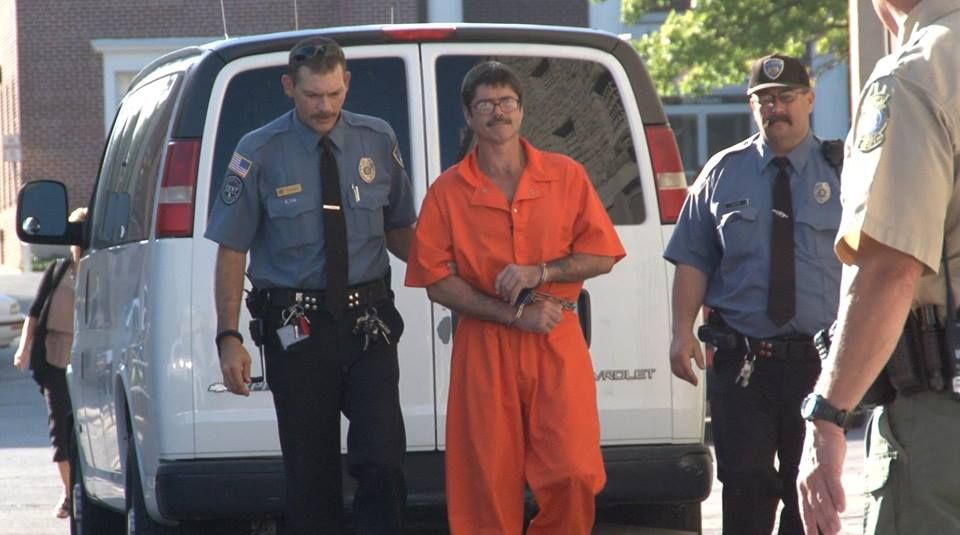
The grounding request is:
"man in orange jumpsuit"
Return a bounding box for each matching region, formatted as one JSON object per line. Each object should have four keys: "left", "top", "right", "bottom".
{"left": 405, "top": 61, "right": 626, "bottom": 534}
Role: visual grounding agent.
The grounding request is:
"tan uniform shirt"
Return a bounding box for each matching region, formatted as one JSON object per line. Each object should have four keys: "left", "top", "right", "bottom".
{"left": 43, "top": 266, "right": 75, "bottom": 369}
{"left": 836, "top": 0, "right": 960, "bottom": 309}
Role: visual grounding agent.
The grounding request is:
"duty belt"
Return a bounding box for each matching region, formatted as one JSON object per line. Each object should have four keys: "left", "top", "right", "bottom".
{"left": 257, "top": 277, "right": 389, "bottom": 312}
{"left": 707, "top": 312, "right": 816, "bottom": 360}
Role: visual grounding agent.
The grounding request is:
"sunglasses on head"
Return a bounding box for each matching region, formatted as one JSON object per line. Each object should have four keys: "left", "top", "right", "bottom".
{"left": 291, "top": 43, "right": 344, "bottom": 63}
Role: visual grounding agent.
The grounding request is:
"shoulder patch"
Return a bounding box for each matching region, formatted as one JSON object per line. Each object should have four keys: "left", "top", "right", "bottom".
{"left": 221, "top": 175, "right": 244, "bottom": 205}
{"left": 855, "top": 81, "right": 892, "bottom": 153}
{"left": 228, "top": 152, "right": 253, "bottom": 179}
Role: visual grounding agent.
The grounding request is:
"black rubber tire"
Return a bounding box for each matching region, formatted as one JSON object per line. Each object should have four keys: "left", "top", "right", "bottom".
{"left": 125, "top": 433, "right": 179, "bottom": 535}
{"left": 70, "top": 435, "right": 124, "bottom": 535}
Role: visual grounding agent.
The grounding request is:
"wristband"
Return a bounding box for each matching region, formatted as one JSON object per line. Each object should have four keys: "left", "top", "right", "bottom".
{"left": 215, "top": 329, "right": 244, "bottom": 351}
{"left": 537, "top": 262, "right": 549, "bottom": 286}
{"left": 507, "top": 303, "right": 525, "bottom": 326}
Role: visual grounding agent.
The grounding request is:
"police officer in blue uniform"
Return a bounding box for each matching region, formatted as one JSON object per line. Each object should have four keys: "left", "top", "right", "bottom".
{"left": 664, "top": 54, "right": 842, "bottom": 535}
{"left": 205, "top": 37, "right": 415, "bottom": 534}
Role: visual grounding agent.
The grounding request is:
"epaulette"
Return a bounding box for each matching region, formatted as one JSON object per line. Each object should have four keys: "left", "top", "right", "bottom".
{"left": 236, "top": 114, "right": 291, "bottom": 157}
{"left": 700, "top": 134, "right": 758, "bottom": 175}
{"left": 341, "top": 110, "right": 394, "bottom": 139}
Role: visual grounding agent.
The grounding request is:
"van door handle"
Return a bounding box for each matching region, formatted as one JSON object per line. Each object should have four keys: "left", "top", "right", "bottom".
{"left": 578, "top": 289, "right": 591, "bottom": 348}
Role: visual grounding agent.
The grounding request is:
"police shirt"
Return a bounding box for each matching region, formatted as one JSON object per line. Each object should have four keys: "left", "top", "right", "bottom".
{"left": 205, "top": 109, "right": 416, "bottom": 289}
{"left": 836, "top": 0, "right": 960, "bottom": 310}
{"left": 664, "top": 132, "right": 842, "bottom": 338}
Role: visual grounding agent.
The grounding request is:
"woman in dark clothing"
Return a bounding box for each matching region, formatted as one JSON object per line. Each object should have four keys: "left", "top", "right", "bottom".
{"left": 13, "top": 207, "right": 86, "bottom": 519}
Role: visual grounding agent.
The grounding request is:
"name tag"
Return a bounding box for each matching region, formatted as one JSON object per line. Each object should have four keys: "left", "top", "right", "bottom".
{"left": 276, "top": 184, "right": 303, "bottom": 197}
{"left": 723, "top": 198, "right": 750, "bottom": 210}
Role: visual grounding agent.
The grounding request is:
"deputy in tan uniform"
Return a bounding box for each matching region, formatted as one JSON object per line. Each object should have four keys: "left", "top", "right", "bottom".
{"left": 797, "top": 1, "right": 960, "bottom": 534}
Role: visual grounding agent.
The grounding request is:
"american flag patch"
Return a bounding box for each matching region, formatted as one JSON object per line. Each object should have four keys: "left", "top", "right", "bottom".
{"left": 228, "top": 152, "right": 253, "bottom": 179}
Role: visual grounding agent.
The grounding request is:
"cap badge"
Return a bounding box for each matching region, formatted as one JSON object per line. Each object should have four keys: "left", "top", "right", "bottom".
{"left": 763, "top": 58, "right": 785, "bottom": 80}
{"left": 813, "top": 182, "right": 831, "bottom": 204}
{"left": 358, "top": 157, "right": 376, "bottom": 183}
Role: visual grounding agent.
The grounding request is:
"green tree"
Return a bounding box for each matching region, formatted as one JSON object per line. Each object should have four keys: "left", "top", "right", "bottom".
{"left": 616, "top": 0, "right": 848, "bottom": 96}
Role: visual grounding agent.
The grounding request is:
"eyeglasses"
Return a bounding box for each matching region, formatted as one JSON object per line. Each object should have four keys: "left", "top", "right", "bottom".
{"left": 471, "top": 96, "right": 521, "bottom": 115}
{"left": 291, "top": 43, "right": 344, "bottom": 63}
{"left": 751, "top": 89, "right": 809, "bottom": 108}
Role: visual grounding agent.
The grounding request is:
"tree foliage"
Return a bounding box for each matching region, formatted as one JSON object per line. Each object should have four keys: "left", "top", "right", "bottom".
{"left": 616, "top": 0, "right": 848, "bottom": 96}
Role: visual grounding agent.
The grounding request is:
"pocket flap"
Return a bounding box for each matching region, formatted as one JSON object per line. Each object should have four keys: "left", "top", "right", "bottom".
{"left": 267, "top": 194, "right": 315, "bottom": 219}
{"left": 719, "top": 206, "right": 758, "bottom": 226}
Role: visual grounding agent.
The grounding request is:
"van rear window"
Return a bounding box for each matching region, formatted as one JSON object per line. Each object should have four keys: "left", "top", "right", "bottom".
{"left": 435, "top": 56, "right": 645, "bottom": 225}
{"left": 210, "top": 58, "right": 411, "bottom": 212}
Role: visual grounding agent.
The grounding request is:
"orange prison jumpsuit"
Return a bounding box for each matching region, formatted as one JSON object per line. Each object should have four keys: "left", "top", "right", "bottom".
{"left": 405, "top": 139, "right": 626, "bottom": 534}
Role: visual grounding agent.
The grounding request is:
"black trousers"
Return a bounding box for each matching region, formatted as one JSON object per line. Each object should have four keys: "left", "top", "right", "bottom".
{"left": 263, "top": 299, "right": 407, "bottom": 535}
{"left": 707, "top": 345, "right": 821, "bottom": 535}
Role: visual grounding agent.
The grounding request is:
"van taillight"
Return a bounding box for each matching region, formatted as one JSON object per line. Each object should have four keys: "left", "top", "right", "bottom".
{"left": 382, "top": 25, "right": 456, "bottom": 42}
{"left": 645, "top": 124, "right": 687, "bottom": 224}
{"left": 156, "top": 139, "right": 200, "bottom": 238}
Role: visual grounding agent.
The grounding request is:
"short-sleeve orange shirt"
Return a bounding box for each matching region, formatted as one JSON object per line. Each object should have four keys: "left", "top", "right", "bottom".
{"left": 405, "top": 139, "right": 625, "bottom": 301}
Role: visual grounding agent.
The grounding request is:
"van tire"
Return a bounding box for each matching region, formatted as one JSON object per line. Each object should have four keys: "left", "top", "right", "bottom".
{"left": 70, "top": 437, "right": 124, "bottom": 535}
{"left": 126, "top": 433, "right": 180, "bottom": 535}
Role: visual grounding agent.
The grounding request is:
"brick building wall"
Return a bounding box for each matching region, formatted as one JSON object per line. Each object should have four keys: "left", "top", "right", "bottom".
{"left": 4, "top": 0, "right": 422, "bottom": 270}
{"left": 463, "top": 0, "right": 587, "bottom": 26}
{"left": 0, "top": 1, "right": 21, "bottom": 268}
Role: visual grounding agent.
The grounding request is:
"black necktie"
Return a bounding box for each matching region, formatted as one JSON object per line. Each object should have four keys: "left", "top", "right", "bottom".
{"left": 768, "top": 156, "right": 795, "bottom": 327}
{"left": 321, "top": 137, "right": 348, "bottom": 318}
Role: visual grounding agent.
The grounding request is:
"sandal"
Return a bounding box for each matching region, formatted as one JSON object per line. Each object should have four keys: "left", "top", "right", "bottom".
{"left": 55, "top": 495, "right": 71, "bottom": 519}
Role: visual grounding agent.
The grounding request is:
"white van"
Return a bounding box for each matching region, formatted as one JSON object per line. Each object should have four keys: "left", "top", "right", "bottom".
{"left": 17, "top": 23, "right": 711, "bottom": 534}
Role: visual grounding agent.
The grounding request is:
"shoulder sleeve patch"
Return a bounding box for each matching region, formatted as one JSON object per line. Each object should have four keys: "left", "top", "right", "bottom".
{"left": 854, "top": 80, "right": 892, "bottom": 153}
{"left": 220, "top": 175, "right": 244, "bottom": 205}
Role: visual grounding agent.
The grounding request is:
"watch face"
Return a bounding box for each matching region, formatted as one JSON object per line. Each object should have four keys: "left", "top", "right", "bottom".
{"left": 801, "top": 394, "right": 819, "bottom": 419}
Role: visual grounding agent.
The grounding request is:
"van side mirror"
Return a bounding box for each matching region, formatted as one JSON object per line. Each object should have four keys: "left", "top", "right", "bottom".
{"left": 17, "top": 180, "right": 83, "bottom": 245}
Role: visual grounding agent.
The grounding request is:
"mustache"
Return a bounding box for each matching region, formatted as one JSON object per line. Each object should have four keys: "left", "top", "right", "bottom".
{"left": 763, "top": 115, "right": 793, "bottom": 128}
{"left": 311, "top": 112, "right": 338, "bottom": 121}
{"left": 486, "top": 116, "right": 512, "bottom": 127}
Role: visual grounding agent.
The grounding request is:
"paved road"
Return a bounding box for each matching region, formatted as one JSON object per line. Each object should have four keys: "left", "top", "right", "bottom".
{"left": 0, "top": 269, "right": 868, "bottom": 534}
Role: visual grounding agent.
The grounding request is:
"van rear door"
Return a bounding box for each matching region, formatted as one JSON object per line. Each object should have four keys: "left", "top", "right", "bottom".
{"left": 191, "top": 44, "right": 437, "bottom": 454}
{"left": 419, "top": 42, "right": 677, "bottom": 446}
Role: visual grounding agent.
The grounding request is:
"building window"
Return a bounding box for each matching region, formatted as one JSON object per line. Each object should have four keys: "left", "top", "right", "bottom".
{"left": 92, "top": 37, "right": 216, "bottom": 135}
{"left": 666, "top": 103, "right": 754, "bottom": 182}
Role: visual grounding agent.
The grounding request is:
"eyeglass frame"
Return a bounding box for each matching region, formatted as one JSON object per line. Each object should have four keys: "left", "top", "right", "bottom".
{"left": 750, "top": 88, "right": 810, "bottom": 108}
{"left": 470, "top": 96, "right": 521, "bottom": 115}
{"left": 290, "top": 43, "right": 345, "bottom": 63}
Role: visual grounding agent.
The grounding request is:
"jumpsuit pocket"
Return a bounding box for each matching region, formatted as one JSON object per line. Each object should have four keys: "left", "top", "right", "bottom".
{"left": 347, "top": 182, "right": 389, "bottom": 238}
{"left": 265, "top": 194, "right": 319, "bottom": 250}
{"left": 716, "top": 206, "right": 759, "bottom": 270}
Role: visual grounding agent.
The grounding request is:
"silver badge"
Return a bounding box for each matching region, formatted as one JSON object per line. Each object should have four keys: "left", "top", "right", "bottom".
{"left": 813, "top": 182, "right": 831, "bottom": 204}
{"left": 358, "top": 157, "right": 376, "bottom": 183}
{"left": 221, "top": 175, "right": 243, "bottom": 205}
{"left": 763, "top": 58, "right": 785, "bottom": 80}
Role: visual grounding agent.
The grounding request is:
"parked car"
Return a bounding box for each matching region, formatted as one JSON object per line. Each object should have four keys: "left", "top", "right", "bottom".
{"left": 17, "top": 23, "right": 711, "bottom": 534}
{"left": 0, "top": 294, "right": 25, "bottom": 347}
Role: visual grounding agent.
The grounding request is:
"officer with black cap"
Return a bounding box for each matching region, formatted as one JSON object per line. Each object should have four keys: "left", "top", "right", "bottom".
{"left": 664, "top": 53, "right": 842, "bottom": 534}
{"left": 205, "top": 36, "right": 415, "bottom": 534}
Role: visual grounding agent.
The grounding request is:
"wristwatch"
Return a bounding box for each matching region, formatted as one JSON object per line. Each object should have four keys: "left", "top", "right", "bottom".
{"left": 801, "top": 394, "right": 851, "bottom": 429}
